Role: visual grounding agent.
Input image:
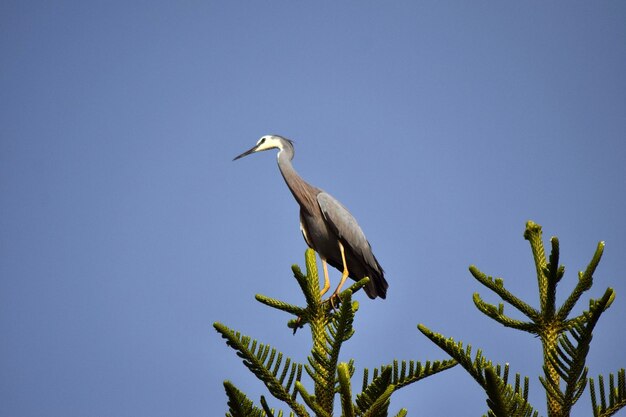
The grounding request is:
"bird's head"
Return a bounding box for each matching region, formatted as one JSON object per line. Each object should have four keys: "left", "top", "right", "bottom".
{"left": 233, "top": 135, "right": 294, "bottom": 161}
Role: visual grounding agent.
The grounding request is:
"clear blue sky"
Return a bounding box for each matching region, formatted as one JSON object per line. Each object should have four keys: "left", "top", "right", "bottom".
{"left": 1, "top": 2, "right": 625, "bottom": 416}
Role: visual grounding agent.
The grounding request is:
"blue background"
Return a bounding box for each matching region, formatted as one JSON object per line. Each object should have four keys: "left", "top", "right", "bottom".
{"left": 1, "top": 2, "right": 625, "bottom": 416}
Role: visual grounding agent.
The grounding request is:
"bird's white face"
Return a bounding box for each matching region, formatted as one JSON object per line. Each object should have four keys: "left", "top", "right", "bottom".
{"left": 233, "top": 135, "right": 285, "bottom": 161}
{"left": 254, "top": 135, "right": 283, "bottom": 152}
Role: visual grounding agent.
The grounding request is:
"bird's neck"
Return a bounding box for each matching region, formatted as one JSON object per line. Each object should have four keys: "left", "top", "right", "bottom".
{"left": 277, "top": 151, "right": 319, "bottom": 213}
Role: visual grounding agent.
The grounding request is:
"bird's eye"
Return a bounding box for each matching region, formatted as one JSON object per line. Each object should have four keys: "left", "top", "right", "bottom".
{"left": 259, "top": 138, "right": 266, "bottom": 144}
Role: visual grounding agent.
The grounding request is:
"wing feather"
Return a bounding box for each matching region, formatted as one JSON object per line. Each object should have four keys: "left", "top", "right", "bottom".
{"left": 316, "top": 192, "right": 378, "bottom": 270}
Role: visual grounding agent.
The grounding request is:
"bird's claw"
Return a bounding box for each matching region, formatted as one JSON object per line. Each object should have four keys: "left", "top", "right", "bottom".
{"left": 328, "top": 293, "right": 340, "bottom": 312}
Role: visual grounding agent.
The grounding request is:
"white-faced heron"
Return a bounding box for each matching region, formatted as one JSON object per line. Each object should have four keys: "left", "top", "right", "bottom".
{"left": 234, "top": 135, "right": 388, "bottom": 304}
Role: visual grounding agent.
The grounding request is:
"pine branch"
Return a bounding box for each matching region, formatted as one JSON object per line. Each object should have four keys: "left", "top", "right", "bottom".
{"left": 304, "top": 266, "right": 364, "bottom": 414}
{"left": 260, "top": 396, "right": 293, "bottom": 417}
{"left": 484, "top": 367, "right": 539, "bottom": 417}
{"left": 590, "top": 369, "right": 626, "bottom": 417}
{"left": 294, "top": 253, "right": 322, "bottom": 307}
{"left": 327, "top": 291, "right": 357, "bottom": 372}
{"left": 260, "top": 396, "right": 275, "bottom": 417}
{"left": 418, "top": 324, "right": 491, "bottom": 385}
{"left": 224, "top": 381, "right": 266, "bottom": 417}
{"left": 473, "top": 292, "right": 537, "bottom": 333}
{"left": 255, "top": 295, "right": 306, "bottom": 316}
{"left": 524, "top": 221, "right": 549, "bottom": 310}
{"left": 338, "top": 362, "right": 355, "bottom": 417}
{"left": 556, "top": 241, "right": 604, "bottom": 322}
{"left": 362, "top": 358, "right": 457, "bottom": 392}
{"left": 418, "top": 325, "right": 540, "bottom": 416}
{"left": 214, "top": 323, "right": 308, "bottom": 417}
{"left": 540, "top": 288, "right": 615, "bottom": 415}
{"left": 356, "top": 366, "right": 393, "bottom": 416}
{"left": 295, "top": 381, "right": 330, "bottom": 417}
{"left": 362, "top": 383, "right": 395, "bottom": 417}
{"left": 470, "top": 266, "right": 541, "bottom": 324}
{"left": 303, "top": 290, "right": 358, "bottom": 414}
{"left": 543, "top": 237, "right": 564, "bottom": 319}
{"left": 356, "top": 366, "right": 391, "bottom": 415}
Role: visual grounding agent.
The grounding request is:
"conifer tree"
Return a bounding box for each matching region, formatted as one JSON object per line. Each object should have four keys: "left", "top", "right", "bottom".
{"left": 419, "top": 221, "right": 625, "bottom": 417}
{"left": 215, "top": 249, "right": 457, "bottom": 416}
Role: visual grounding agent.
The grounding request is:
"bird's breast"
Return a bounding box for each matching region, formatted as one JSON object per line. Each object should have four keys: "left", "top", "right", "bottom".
{"left": 299, "top": 210, "right": 337, "bottom": 257}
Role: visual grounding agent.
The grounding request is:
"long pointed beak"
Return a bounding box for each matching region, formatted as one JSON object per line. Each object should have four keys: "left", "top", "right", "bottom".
{"left": 233, "top": 144, "right": 260, "bottom": 161}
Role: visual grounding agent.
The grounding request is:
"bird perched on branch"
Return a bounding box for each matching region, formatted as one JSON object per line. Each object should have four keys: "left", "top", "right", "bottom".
{"left": 234, "top": 135, "right": 388, "bottom": 304}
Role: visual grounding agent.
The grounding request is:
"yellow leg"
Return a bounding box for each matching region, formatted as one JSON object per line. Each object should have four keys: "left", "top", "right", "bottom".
{"left": 320, "top": 258, "right": 331, "bottom": 296}
{"left": 331, "top": 241, "right": 350, "bottom": 298}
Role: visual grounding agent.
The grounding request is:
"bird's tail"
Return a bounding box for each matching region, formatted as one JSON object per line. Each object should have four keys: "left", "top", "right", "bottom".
{"left": 363, "top": 268, "right": 388, "bottom": 299}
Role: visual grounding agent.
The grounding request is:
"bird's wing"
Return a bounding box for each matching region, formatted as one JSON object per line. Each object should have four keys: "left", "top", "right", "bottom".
{"left": 316, "top": 192, "right": 378, "bottom": 269}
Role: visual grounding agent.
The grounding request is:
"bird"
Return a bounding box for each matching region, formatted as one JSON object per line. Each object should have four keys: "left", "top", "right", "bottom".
{"left": 233, "top": 135, "right": 388, "bottom": 303}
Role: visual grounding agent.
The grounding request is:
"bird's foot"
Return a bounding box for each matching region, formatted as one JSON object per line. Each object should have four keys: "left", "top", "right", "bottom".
{"left": 328, "top": 293, "right": 340, "bottom": 311}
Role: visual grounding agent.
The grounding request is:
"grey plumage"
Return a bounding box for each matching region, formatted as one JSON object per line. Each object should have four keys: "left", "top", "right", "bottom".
{"left": 234, "top": 135, "right": 388, "bottom": 300}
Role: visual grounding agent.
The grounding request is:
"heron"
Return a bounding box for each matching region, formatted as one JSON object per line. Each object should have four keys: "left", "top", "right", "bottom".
{"left": 233, "top": 135, "right": 388, "bottom": 304}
